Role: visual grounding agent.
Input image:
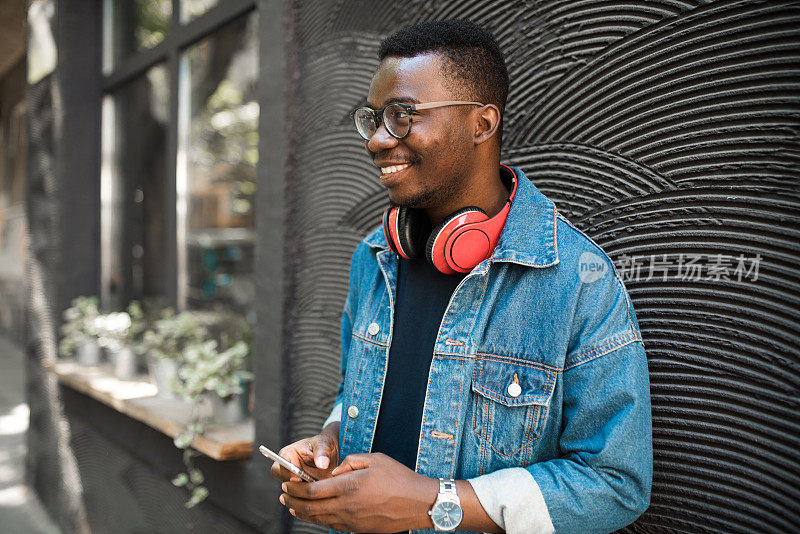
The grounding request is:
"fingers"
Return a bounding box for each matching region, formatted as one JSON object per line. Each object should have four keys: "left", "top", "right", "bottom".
{"left": 283, "top": 481, "right": 321, "bottom": 500}
{"left": 267, "top": 438, "right": 320, "bottom": 481}
{"left": 282, "top": 442, "right": 315, "bottom": 466}
{"left": 282, "top": 472, "right": 357, "bottom": 501}
{"left": 331, "top": 453, "right": 373, "bottom": 476}
{"left": 270, "top": 460, "right": 289, "bottom": 482}
{"left": 280, "top": 491, "right": 353, "bottom": 531}
{"left": 312, "top": 443, "right": 330, "bottom": 470}
{"left": 268, "top": 434, "right": 340, "bottom": 485}
{"left": 270, "top": 462, "right": 303, "bottom": 483}
{"left": 278, "top": 467, "right": 364, "bottom": 531}
{"left": 269, "top": 452, "right": 291, "bottom": 481}
{"left": 280, "top": 493, "right": 333, "bottom": 525}
{"left": 286, "top": 504, "right": 343, "bottom": 530}
{"left": 311, "top": 433, "right": 336, "bottom": 470}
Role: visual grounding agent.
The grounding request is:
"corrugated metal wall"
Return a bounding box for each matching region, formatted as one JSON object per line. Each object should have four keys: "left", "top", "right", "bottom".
{"left": 285, "top": 1, "right": 800, "bottom": 532}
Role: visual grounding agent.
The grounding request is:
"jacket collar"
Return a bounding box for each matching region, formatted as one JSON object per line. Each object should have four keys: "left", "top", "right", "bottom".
{"left": 363, "top": 165, "right": 559, "bottom": 268}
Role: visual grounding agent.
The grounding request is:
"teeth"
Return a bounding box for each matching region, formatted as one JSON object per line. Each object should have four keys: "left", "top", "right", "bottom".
{"left": 381, "top": 163, "right": 411, "bottom": 175}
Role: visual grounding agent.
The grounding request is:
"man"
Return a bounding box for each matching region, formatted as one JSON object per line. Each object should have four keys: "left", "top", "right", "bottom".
{"left": 271, "top": 19, "right": 652, "bottom": 533}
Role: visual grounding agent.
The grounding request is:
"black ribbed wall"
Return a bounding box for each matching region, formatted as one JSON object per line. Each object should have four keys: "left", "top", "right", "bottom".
{"left": 285, "top": 1, "right": 800, "bottom": 532}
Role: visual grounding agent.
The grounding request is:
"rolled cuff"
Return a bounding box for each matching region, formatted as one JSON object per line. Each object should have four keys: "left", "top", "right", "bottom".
{"left": 468, "top": 467, "right": 555, "bottom": 534}
{"left": 323, "top": 402, "right": 342, "bottom": 430}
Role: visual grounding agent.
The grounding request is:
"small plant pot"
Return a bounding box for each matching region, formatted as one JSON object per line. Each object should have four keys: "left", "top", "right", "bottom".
{"left": 209, "top": 379, "right": 251, "bottom": 425}
{"left": 147, "top": 356, "right": 179, "bottom": 398}
{"left": 210, "top": 394, "right": 245, "bottom": 425}
{"left": 77, "top": 340, "right": 101, "bottom": 366}
{"left": 110, "top": 346, "right": 137, "bottom": 381}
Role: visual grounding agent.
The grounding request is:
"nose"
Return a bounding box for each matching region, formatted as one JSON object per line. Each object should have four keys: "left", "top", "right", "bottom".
{"left": 366, "top": 122, "right": 399, "bottom": 154}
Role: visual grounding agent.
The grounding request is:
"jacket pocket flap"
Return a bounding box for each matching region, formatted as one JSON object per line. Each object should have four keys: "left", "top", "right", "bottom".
{"left": 472, "top": 353, "right": 557, "bottom": 407}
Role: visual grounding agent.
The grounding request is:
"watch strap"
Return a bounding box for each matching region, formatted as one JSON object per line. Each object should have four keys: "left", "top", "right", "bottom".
{"left": 439, "top": 478, "right": 457, "bottom": 497}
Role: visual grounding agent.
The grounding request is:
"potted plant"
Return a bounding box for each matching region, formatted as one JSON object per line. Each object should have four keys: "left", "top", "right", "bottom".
{"left": 171, "top": 338, "right": 252, "bottom": 508}
{"left": 93, "top": 310, "right": 137, "bottom": 380}
{"left": 175, "top": 338, "right": 252, "bottom": 424}
{"left": 59, "top": 296, "right": 102, "bottom": 366}
{"left": 138, "top": 310, "right": 207, "bottom": 398}
{"left": 170, "top": 313, "right": 252, "bottom": 508}
{"left": 202, "top": 310, "right": 254, "bottom": 422}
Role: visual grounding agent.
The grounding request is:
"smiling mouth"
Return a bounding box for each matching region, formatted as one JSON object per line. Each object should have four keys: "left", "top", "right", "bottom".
{"left": 380, "top": 163, "right": 412, "bottom": 176}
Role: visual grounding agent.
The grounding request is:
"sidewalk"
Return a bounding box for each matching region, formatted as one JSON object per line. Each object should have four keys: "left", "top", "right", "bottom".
{"left": 0, "top": 334, "right": 61, "bottom": 533}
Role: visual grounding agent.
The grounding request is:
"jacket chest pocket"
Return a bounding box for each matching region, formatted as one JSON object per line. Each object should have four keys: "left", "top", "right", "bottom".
{"left": 471, "top": 353, "right": 557, "bottom": 457}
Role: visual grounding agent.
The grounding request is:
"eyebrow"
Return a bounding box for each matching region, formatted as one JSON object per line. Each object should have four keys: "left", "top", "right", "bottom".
{"left": 365, "top": 96, "right": 422, "bottom": 109}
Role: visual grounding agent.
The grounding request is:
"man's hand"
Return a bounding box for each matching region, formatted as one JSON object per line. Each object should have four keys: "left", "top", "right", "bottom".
{"left": 279, "top": 452, "right": 439, "bottom": 532}
{"left": 269, "top": 422, "right": 340, "bottom": 483}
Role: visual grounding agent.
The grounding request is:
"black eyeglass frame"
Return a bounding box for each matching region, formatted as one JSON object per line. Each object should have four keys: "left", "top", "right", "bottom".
{"left": 350, "top": 100, "right": 484, "bottom": 140}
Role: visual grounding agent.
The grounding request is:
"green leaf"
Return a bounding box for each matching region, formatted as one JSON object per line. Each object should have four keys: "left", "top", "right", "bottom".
{"left": 188, "top": 421, "right": 204, "bottom": 434}
{"left": 183, "top": 448, "right": 196, "bottom": 463}
{"left": 185, "top": 486, "right": 209, "bottom": 508}
{"left": 172, "top": 473, "right": 189, "bottom": 487}
{"left": 174, "top": 433, "right": 194, "bottom": 449}
{"left": 189, "top": 468, "right": 204, "bottom": 484}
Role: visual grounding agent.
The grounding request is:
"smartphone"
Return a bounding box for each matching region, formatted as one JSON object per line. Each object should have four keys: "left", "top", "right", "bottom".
{"left": 259, "top": 445, "right": 317, "bottom": 483}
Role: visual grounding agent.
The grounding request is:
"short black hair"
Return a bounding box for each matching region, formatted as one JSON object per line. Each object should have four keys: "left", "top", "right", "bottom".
{"left": 378, "top": 19, "right": 509, "bottom": 116}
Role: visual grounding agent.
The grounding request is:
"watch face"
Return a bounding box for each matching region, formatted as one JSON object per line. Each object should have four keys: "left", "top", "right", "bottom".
{"left": 431, "top": 500, "right": 463, "bottom": 530}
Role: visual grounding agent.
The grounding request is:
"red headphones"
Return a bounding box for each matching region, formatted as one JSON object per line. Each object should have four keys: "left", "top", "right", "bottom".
{"left": 382, "top": 164, "right": 519, "bottom": 274}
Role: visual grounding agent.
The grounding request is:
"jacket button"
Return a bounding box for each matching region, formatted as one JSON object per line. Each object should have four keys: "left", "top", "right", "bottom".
{"left": 507, "top": 382, "right": 522, "bottom": 398}
{"left": 347, "top": 405, "right": 359, "bottom": 418}
{"left": 367, "top": 323, "right": 379, "bottom": 336}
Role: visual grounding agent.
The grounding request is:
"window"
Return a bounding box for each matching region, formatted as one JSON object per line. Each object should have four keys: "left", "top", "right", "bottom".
{"left": 103, "top": 0, "right": 172, "bottom": 73}
{"left": 181, "top": 0, "right": 219, "bottom": 23}
{"left": 101, "top": 0, "right": 257, "bottom": 318}
{"left": 101, "top": 64, "right": 169, "bottom": 311}
{"left": 177, "top": 14, "right": 259, "bottom": 317}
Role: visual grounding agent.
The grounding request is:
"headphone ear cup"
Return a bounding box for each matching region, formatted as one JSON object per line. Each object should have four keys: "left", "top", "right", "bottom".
{"left": 426, "top": 207, "right": 488, "bottom": 270}
{"left": 382, "top": 207, "right": 401, "bottom": 256}
{"left": 396, "top": 208, "right": 431, "bottom": 259}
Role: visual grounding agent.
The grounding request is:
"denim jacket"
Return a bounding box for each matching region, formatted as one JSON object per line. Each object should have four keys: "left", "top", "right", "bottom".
{"left": 325, "top": 166, "right": 652, "bottom": 533}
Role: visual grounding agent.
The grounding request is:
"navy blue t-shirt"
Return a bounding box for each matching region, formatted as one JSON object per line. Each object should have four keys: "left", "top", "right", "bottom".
{"left": 370, "top": 257, "right": 466, "bottom": 471}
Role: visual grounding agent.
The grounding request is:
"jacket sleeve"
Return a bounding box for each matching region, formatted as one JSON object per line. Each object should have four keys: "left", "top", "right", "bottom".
{"left": 323, "top": 241, "right": 367, "bottom": 430}
{"left": 469, "top": 276, "right": 652, "bottom": 533}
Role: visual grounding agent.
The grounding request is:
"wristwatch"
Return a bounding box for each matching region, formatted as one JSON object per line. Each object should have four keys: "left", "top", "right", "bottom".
{"left": 428, "top": 478, "right": 463, "bottom": 531}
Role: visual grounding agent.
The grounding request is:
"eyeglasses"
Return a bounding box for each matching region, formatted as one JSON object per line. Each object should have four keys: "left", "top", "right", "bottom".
{"left": 351, "top": 100, "right": 484, "bottom": 140}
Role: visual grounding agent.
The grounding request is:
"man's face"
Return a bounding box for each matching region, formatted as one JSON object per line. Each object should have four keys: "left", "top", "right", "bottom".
{"left": 365, "top": 53, "right": 474, "bottom": 211}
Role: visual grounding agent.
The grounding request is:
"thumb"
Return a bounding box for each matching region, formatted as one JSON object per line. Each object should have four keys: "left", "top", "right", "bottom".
{"left": 331, "top": 453, "right": 372, "bottom": 476}
{"left": 312, "top": 437, "right": 332, "bottom": 470}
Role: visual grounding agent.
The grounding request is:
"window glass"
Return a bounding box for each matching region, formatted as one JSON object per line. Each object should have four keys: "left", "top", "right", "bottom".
{"left": 102, "top": 64, "right": 169, "bottom": 311}
{"left": 103, "top": 0, "right": 172, "bottom": 73}
{"left": 177, "top": 13, "right": 258, "bottom": 318}
{"left": 181, "top": 0, "right": 219, "bottom": 23}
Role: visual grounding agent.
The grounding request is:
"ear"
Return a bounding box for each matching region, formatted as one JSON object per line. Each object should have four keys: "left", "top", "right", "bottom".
{"left": 473, "top": 104, "right": 501, "bottom": 146}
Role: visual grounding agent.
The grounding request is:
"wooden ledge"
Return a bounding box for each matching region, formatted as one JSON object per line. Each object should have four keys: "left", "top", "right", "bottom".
{"left": 46, "top": 359, "right": 254, "bottom": 460}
